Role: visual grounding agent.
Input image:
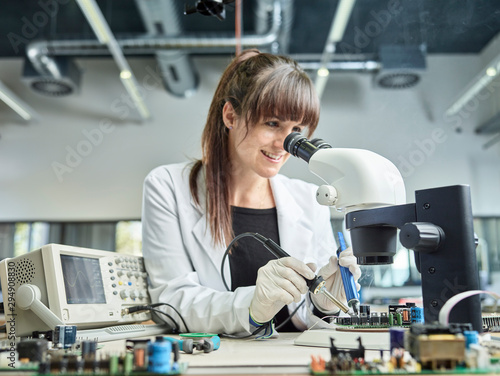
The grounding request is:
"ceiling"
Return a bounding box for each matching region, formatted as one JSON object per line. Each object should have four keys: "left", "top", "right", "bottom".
{"left": 2, "top": 0, "right": 500, "bottom": 59}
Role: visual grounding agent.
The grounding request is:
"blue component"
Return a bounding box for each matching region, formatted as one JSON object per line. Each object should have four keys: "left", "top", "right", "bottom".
{"left": 337, "top": 232, "right": 359, "bottom": 305}
{"left": 54, "top": 325, "right": 77, "bottom": 349}
{"left": 410, "top": 307, "right": 424, "bottom": 323}
{"left": 389, "top": 327, "right": 405, "bottom": 350}
{"left": 463, "top": 330, "right": 479, "bottom": 349}
{"left": 148, "top": 338, "right": 172, "bottom": 373}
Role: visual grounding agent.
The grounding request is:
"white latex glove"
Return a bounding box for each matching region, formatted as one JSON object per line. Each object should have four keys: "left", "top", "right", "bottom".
{"left": 310, "top": 247, "right": 361, "bottom": 314}
{"left": 250, "top": 257, "right": 316, "bottom": 324}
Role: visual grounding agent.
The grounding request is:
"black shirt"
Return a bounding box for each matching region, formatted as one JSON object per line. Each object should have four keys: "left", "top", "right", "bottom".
{"left": 229, "top": 206, "right": 299, "bottom": 332}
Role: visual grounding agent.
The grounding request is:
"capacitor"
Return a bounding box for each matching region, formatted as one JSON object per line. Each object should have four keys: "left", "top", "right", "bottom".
{"left": 410, "top": 307, "right": 424, "bottom": 323}
{"left": 148, "top": 338, "right": 172, "bottom": 374}
{"left": 463, "top": 330, "right": 479, "bottom": 349}
{"left": 81, "top": 341, "right": 97, "bottom": 361}
{"left": 389, "top": 328, "right": 405, "bottom": 351}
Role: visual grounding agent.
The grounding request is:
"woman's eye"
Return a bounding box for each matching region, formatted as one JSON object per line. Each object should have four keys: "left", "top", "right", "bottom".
{"left": 293, "top": 127, "right": 303, "bottom": 133}
{"left": 266, "top": 121, "right": 279, "bottom": 127}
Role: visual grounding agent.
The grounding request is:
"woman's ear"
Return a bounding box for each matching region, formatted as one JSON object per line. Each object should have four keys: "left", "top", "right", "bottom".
{"left": 222, "top": 101, "right": 237, "bottom": 130}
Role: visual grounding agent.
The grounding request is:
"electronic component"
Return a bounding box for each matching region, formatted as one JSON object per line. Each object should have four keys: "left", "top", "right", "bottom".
{"left": 0, "top": 244, "right": 161, "bottom": 337}
{"left": 407, "top": 323, "right": 466, "bottom": 370}
{"left": 53, "top": 325, "right": 77, "bottom": 349}
{"left": 5, "top": 336, "right": 187, "bottom": 375}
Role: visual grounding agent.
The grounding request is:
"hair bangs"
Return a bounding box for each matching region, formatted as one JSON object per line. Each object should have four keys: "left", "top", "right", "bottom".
{"left": 246, "top": 66, "right": 320, "bottom": 135}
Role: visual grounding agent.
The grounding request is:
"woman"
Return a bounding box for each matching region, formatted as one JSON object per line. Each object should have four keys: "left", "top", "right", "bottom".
{"left": 142, "top": 49, "right": 361, "bottom": 335}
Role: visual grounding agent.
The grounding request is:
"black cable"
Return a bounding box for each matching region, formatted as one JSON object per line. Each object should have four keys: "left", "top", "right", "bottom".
{"left": 127, "top": 302, "right": 191, "bottom": 333}
{"left": 150, "top": 303, "right": 191, "bottom": 333}
{"left": 220, "top": 232, "right": 308, "bottom": 334}
{"left": 150, "top": 308, "right": 180, "bottom": 333}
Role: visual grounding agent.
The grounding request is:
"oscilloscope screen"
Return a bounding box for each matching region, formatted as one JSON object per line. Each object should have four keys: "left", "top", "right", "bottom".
{"left": 60, "top": 255, "right": 106, "bottom": 304}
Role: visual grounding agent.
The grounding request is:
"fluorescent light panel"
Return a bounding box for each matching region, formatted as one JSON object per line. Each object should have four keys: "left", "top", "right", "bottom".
{"left": 445, "top": 35, "right": 500, "bottom": 118}
{"left": 315, "top": 0, "right": 356, "bottom": 99}
{"left": 0, "top": 81, "right": 38, "bottom": 121}
{"left": 76, "top": 0, "right": 150, "bottom": 120}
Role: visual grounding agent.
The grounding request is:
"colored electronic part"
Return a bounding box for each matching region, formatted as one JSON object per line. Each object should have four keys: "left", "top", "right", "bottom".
{"left": 310, "top": 321, "right": 499, "bottom": 375}
{"left": 148, "top": 337, "right": 180, "bottom": 374}
{"left": 53, "top": 325, "right": 77, "bottom": 349}
{"left": 407, "top": 323, "right": 467, "bottom": 370}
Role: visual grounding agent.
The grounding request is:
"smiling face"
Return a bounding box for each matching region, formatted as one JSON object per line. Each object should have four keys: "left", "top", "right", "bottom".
{"left": 224, "top": 102, "right": 307, "bottom": 179}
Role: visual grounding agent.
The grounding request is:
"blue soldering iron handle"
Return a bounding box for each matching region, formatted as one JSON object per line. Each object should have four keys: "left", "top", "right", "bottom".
{"left": 337, "top": 232, "right": 359, "bottom": 305}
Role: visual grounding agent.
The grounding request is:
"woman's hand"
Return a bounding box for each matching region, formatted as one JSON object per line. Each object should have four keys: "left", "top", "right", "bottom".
{"left": 310, "top": 247, "right": 361, "bottom": 314}
{"left": 250, "top": 257, "right": 316, "bottom": 324}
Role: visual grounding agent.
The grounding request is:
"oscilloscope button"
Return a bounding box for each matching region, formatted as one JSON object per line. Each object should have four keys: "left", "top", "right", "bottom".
{"left": 113, "top": 291, "right": 118, "bottom": 295}
{"left": 108, "top": 262, "right": 113, "bottom": 266}
{"left": 110, "top": 276, "right": 116, "bottom": 281}
{"left": 112, "top": 283, "right": 117, "bottom": 288}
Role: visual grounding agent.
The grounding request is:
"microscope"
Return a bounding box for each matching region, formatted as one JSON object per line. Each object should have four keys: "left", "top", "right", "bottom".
{"left": 284, "top": 133, "right": 482, "bottom": 332}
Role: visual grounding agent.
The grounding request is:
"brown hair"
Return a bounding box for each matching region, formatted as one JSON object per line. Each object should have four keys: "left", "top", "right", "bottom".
{"left": 189, "top": 49, "right": 320, "bottom": 246}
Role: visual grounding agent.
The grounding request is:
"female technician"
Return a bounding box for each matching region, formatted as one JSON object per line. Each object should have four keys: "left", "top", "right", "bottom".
{"left": 141, "top": 49, "right": 361, "bottom": 335}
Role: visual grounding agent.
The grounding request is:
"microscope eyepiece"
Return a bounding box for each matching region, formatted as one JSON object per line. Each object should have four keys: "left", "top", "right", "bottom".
{"left": 284, "top": 132, "right": 331, "bottom": 163}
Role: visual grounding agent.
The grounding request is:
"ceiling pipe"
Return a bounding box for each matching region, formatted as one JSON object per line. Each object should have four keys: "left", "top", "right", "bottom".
{"left": 298, "top": 60, "right": 380, "bottom": 72}
{"left": 26, "top": 0, "right": 283, "bottom": 75}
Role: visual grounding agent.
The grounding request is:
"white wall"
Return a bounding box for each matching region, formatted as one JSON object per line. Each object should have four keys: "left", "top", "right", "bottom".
{"left": 0, "top": 53, "right": 499, "bottom": 221}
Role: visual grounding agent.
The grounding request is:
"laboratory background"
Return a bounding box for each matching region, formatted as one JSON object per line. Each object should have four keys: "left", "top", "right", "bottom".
{"left": 1, "top": 0, "right": 500, "bottom": 303}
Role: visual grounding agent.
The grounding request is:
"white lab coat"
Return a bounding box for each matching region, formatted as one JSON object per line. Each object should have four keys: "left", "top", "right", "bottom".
{"left": 141, "top": 162, "right": 336, "bottom": 334}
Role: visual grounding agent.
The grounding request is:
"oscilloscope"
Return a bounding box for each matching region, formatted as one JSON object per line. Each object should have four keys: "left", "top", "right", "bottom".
{"left": 0, "top": 244, "right": 162, "bottom": 338}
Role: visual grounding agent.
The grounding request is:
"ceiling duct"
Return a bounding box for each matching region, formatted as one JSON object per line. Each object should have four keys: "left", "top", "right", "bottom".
{"left": 135, "top": 0, "right": 199, "bottom": 98}
{"left": 22, "top": 56, "right": 82, "bottom": 96}
{"left": 373, "top": 45, "right": 427, "bottom": 89}
{"left": 25, "top": 0, "right": 283, "bottom": 92}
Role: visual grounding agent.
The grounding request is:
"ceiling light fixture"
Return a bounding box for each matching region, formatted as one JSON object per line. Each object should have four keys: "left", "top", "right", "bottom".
{"left": 314, "top": 0, "right": 356, "bottom": 99}
{"left": 0, "top": 81, "right": 39, "bottom": 121}
{"left": 76, "top": 0, "right": 150, "bottom": 120}
{"left": 445, "top": 42, "right": 500, "bottom": 118}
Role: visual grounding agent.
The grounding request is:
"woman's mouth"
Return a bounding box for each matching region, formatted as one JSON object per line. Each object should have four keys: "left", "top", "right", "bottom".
{"left": 261, "top": 150, "right": 283, "bottom": 162}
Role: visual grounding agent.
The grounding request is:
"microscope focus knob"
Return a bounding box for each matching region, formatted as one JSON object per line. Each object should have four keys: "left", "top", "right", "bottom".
{"left": 400, "top": 222, "right": 445, "bottom": 253}
{"left": 316, "top": 185, "right": 338, "bottom": 206}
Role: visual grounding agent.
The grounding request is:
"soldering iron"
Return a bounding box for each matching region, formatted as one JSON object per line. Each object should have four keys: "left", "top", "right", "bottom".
{"left": 337, "top": 232, "right": 360, "bottom": 316}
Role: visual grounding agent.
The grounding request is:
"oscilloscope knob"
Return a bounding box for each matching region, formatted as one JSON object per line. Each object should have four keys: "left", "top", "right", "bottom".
{"left": 120, "top": 290, "right": 130, "bottom": 299}
{"left": 117, "top": 270, "right": 124, "bottom": 277}
{"left": 130, "top": 290, "right": 140, "bottom": 299}
{"left": 127, "top": 271, "right": 133, "bottom": 278}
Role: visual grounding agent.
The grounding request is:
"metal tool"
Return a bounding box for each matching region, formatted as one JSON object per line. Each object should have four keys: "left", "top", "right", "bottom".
{"left": 337, "top": 232, "right": 360, "bottom": 316}
{"left": 255, "top": 234, "right": 349, "bottom": 314}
